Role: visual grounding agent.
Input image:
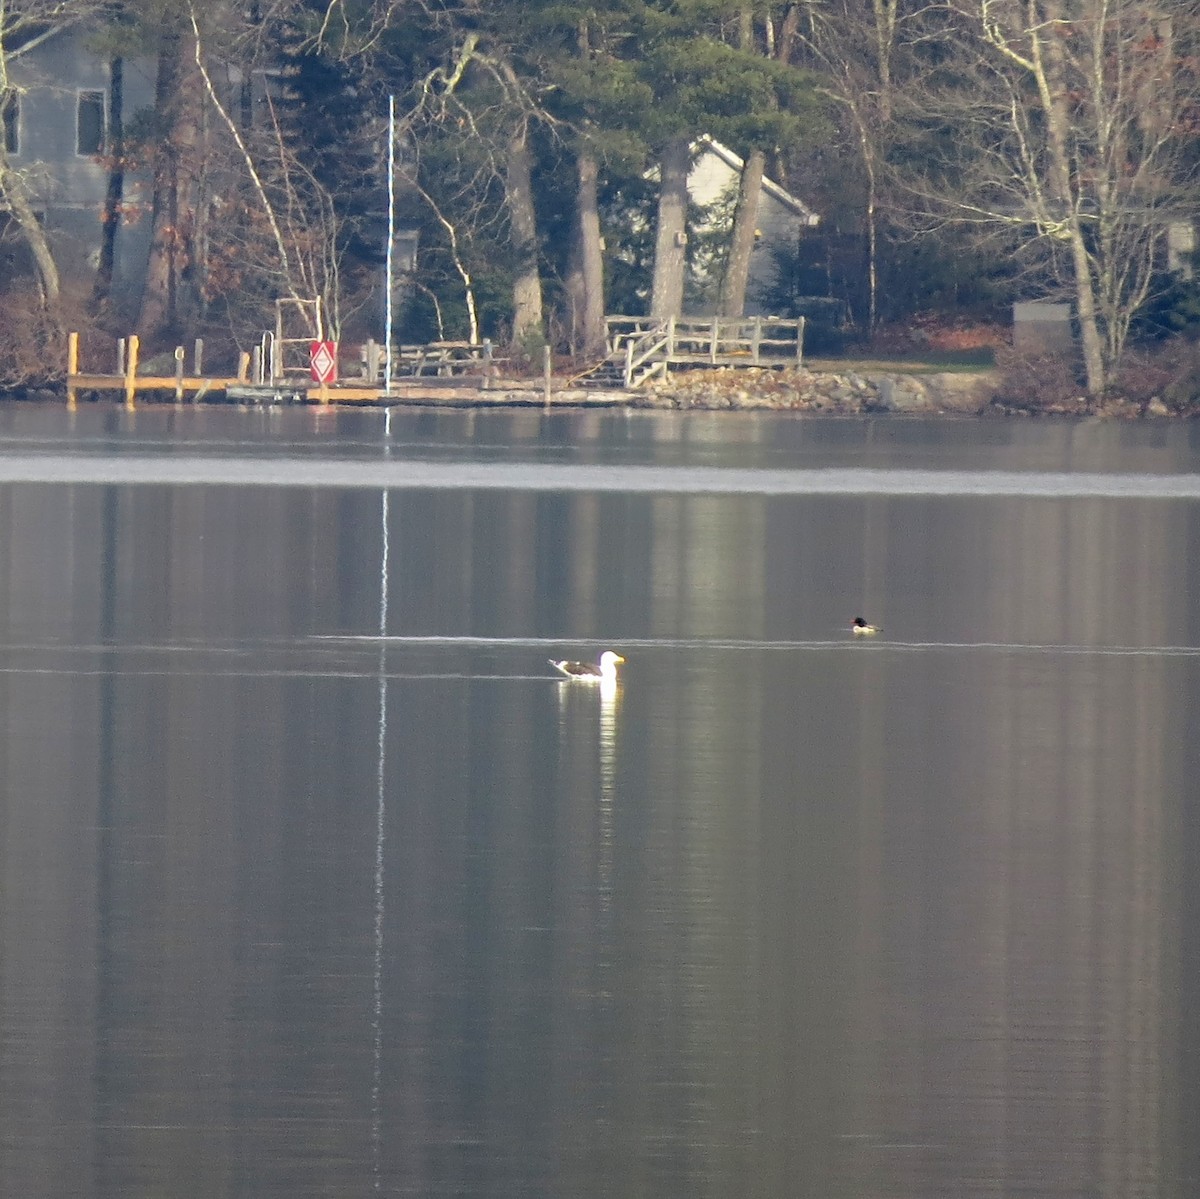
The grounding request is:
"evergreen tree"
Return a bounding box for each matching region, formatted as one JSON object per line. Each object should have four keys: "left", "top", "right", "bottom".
{"left": 629, "top": 0, "right": 822, "bottom": 319}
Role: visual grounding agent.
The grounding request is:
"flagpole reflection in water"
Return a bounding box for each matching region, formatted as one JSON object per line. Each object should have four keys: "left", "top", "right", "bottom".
{"left": 372, "top": 408, "right": 392, "bottom": 1189}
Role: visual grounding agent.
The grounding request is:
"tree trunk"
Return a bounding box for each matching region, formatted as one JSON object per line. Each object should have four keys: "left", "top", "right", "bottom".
{"left": 848, "top": 104, "right": 881, "bottom": 334}
{"left": 871, "top": 0, "right": 898, "bottom": 122}
{"left": 505, "top": 120, "right": 543, "bottom": 348}
{"left": 575, "top": 149, "right": 606, "bottom": 358}
{"left": 0, "top": 153, "right": 62, "bottom": 323}
{"left": 650, "top": 137, "right": 690, "bottom": 319}
{"left": 564, "top": 234, "right": 584, "bottom": 357}
{"left": 138, "top": 31, "right": 183, "bottom": 338}
{"left": 92, "top": 56, "right": 124, "bottom": 318}
{"left": 1034, "top": 0, "right": 1106, "bottom": 393}
{"left": 719, "top": 148, "right": 765, "bottom": 317}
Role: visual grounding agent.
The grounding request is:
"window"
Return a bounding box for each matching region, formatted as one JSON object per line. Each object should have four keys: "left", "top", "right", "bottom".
{"left": 1, "top": 93, "right": 17, "bottom": 155}
{"left": 77, "top": 90, "right": 105, "bottom": 156}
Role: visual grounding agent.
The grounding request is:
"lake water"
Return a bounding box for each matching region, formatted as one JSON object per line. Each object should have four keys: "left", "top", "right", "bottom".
{"left": 1, "top": 403, "right": 1198, "bottom": 1198}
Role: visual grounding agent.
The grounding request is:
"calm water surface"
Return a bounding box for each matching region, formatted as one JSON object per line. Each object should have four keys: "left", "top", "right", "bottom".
{"left": 1, "top": 404, "right": 1198, "bottom": 1198}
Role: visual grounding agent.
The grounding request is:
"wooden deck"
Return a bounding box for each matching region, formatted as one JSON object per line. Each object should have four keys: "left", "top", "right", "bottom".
{"left": 605, "top": 315, "right": 806, "bottom": 387}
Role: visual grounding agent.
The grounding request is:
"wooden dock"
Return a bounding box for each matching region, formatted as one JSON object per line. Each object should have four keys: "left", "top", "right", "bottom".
{"left": 63, "top": 332, "right": 511, "bottom": 409}
{"left": 62, "top": 315, "right": 807, "bottom": 408}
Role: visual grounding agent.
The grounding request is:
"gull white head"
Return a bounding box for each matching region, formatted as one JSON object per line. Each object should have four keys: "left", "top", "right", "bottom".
{"left": 598, "top": 651, "right": 625, "bottom": 680}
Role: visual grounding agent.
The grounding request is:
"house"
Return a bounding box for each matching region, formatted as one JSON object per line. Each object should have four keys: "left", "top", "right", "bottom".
{"left": 2, "top": 23, "right": 156, "bottom": 296}
{"left": 687, "top": 136, "right": 820, "bottom": 316}
{"left": 3, "top": 24, "right": 419, "bottom": 337}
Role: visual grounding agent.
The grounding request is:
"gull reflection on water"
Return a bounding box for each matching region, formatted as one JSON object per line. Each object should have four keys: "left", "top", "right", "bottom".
{"left": 555, "top": 671, "right": 621, "bottom": 923}
{"left": 597, "top": 676, "right": 619, "bottom": 933}
{"left": 598, "top": 674, "right": 619, "bottom": 794}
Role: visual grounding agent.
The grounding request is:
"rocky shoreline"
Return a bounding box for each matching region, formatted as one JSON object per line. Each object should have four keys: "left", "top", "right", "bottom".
{"left": 619, "top": 366, "right": 1179, "bottom": 418}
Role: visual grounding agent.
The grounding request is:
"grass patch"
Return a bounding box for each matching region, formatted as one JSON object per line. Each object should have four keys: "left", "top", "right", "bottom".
{"left": 806, "top": 346, "right": 997, "bottom": 374}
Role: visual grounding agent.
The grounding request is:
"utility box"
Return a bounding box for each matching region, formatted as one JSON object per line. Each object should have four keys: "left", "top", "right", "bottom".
{"left": 1013, "top": 302, "right": 1073, "bottom": 354}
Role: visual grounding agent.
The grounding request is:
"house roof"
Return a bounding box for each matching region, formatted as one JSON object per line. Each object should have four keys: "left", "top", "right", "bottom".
{"left": 695, "top": 136, "right": 820, "bottom": 227}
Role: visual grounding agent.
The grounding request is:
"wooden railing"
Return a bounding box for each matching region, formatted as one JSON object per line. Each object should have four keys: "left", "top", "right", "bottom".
{"left": 359, "top": 339, "right": 506, "bottom": 382}
{"left": 605, "top": 314, "right": 806, "bottom": 386}
{"left": 621, "top": 323, "right": 672, "bottom": 388}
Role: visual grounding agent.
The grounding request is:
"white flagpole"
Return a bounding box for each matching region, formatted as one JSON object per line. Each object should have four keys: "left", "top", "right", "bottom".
{"left": 384, "top": 94, "right": 396, "bottom": 394}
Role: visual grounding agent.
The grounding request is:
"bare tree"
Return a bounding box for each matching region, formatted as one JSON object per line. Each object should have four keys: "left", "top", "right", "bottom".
{"left": 132, "top": 3, "right": 359, "bottom": 342}
{"left": 0, "top": 2, "right": 106, "bottom": 328}
{"left": 790, "top": 0, "right": 905, "bottom": 334}
{"left": 924, "top": 0, "right": 1200, "bottom": 392}
{"left": 390, "top": 28, "right": 549, "bottom": 348}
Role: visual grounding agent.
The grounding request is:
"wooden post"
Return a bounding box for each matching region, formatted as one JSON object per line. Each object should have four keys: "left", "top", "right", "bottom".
{"left": 193, "top": 338, "right": 204, "bottom": 375}
{"left": 238, "top": 351, "right": 251, "bottom": 383}
{"left": 543, "top": 344, "right": 552, "bottom": 408}
{"left": 116, "top": 337, "right": 126, "bottom": 376}
{"left": 250, "top": 346, "right": 261, "bottom": 385}
{"left": 796, "top": 316, "right": 806, "bottom": 368}
{"left": 124, "top": 334, "right": 139, "bottom": 410}
{"left": 709, "top": 318, "right": 719, "bottom": 364}
{"left": 624, "top": 338, "right": 634, "bottom": 388}
{"left": 174, "top": 346, "right": 185, "bottom": 403}
{"left": 66, "top": 332, "right": 79, "bottom": 409}
{"left": 666, "top": 315, "right": 676, "bottom": 358}
{"left": 364, "top": 339, "right": 379, "bottom": 382}
{"left": 751, "top": 316, "right": 762, "bottom": 365}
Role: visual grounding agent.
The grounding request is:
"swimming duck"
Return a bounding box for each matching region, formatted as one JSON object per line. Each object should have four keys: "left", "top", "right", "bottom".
{"left": 851, "top": 617, "right": 881, "bottom": 636}
{"left": 549, "top": 650, "right": 625, "bottom": 682}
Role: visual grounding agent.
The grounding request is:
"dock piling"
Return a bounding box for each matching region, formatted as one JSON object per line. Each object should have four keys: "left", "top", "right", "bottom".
{"left": 67, "top": 332, "right": 79, "bottom": 410}
{"left": 124, "top": 335, "right": 139, "bottom": 410}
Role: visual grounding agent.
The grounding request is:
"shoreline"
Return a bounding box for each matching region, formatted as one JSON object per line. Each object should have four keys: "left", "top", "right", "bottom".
{"left": 632, "top": 366, "right": 1182, "bottom": 419}
{"left": 12, "top": 363, "right": 1190, "bottom": 418}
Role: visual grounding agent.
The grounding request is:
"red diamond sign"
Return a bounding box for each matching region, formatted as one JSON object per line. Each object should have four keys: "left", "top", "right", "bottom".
{"left": 310, "top": 341, "right": 338, "bottom": 384}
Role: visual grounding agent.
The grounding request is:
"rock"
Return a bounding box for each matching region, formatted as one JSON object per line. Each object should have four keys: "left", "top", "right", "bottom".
{"left": 919, "top": 371, "right": 1000, "bottom": 414}
{"left": 1096, "top": 396, "right": 1137, "bottom": 418}
{"left": 889, "top": 382, "right": 936, "bottom": 413}
{"left": 1145, "top": 397, "right": 1170, "bottom": 417}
